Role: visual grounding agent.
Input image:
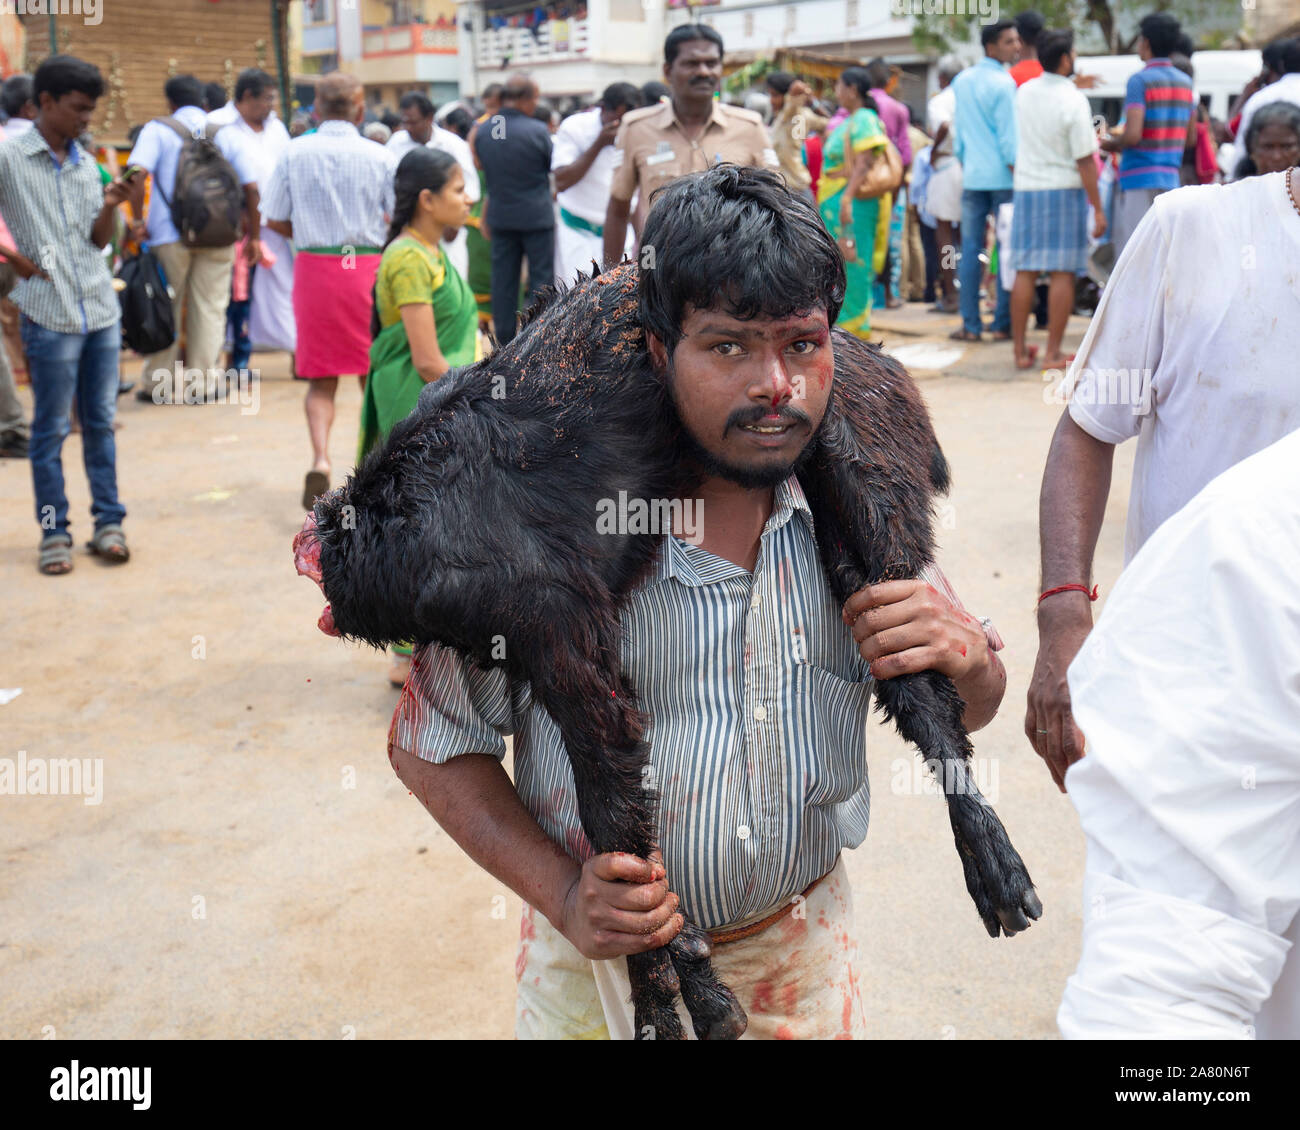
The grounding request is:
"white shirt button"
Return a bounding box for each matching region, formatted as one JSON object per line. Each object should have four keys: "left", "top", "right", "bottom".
{"left": 750, "top": 592, "right": 761, "bottom": 610}
{"left": 737, "top": 824, "right": 751, "bottom": 840}
{"left": 753, "top": 705, "right": 767, "bottom": 722}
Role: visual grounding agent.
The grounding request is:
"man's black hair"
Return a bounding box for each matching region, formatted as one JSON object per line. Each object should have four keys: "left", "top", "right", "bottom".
{"left": 380, "top": 108, "right": 401, "bottom": 131}
{"left": 235, "top": 68, "right": 274, "bottom": 103}
{"left": 981, "top": 20, "right": 1017, "bottom": 50}
{"left": 399, "top": 91, "right": 435, "bottom": 118}
{"left": 638, "top": 164, "right": 844, "bottom": 356}
{"left": 165, "top": 75, "right": 204, "bottom": 110}
{"left": 664, "top": 22, "right": 724, "bottom": 69}
{"left": 600, "top": 82, "right": 642, "bottom": 112}
{"left": 33, "top": 55, "right": 104, "bottom": 104}
{"left": 203, "top": 81, "right": 227, "bottom": 113}
{"left": 1175, "top": 31, "right": 1196, "bottom": 58}
{"left": 1, "top": 74, "right": 33, "bottom": 118}
{"left": 1013, "top": 10, "right": 1045, "bottom": 50}
{"left": 640, "top": 80, "right": 670, "bottom": 104}
{"left": 1280, "top": 39, "right": 1300, "bottom": 75}
{"left": 481, "top": 82, "right": 504, "bottom": 101}
{"left": 1261, "top": 38, "right": 1292, "bottom": 76}
{"left": 864, "top": 58, "right": 891, "bottom": 91}
{"left": 1039, "top": 29, "right": 1074, "bottom": 75}
{"left": 766, "top": 70, "right": 795, "bottom": 95}
{"left": 1138, "top": 12, "right": 1181, "bottom": 59}
{"left": 443, "top": 105, "right": 474, "bottom": 139}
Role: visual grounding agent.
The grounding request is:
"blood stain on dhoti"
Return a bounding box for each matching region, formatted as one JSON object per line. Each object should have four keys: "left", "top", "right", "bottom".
{"left": 516, "top": 905, "right": 537, "bottom": 983}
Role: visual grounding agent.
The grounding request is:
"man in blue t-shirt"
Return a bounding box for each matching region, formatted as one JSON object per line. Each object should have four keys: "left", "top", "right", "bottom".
{"left": 1099, "top": 11, "right": 1196, "bottom": 259}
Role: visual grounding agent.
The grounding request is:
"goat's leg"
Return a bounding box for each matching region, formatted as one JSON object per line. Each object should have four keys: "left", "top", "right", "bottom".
{"left": 873, "top": 669, "right": 1042, "bottom": 936}
{"left": 667, "top": 922, "right": 748, "bottom": 1040}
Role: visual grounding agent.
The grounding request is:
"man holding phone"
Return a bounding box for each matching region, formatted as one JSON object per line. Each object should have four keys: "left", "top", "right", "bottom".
{"left": 0, "top": 54, "right": 134, "bottom": 574}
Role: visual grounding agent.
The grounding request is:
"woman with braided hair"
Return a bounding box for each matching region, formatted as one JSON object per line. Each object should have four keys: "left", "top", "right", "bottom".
{"left": 359, "top": 146, "right": 476, "bottom": 685}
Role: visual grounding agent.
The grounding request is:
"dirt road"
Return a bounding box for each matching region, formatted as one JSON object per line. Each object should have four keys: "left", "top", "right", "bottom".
{"left": 1, "top": 319, "right": 1133, "bottom": 1039}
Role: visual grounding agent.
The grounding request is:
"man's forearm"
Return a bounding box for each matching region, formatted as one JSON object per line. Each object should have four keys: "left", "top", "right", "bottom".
{"left": 602, "top": 198, "right": 630, "bottom": 268}
{"left": 1039, "top": 411, "right": 1115, "bottom": 593}
{"left": 1077, "top": 155, "right": 1102, "bottom": 214}
{"left": 91, "top": 202, "right": 117, "bottom": 249}
{"left": 391, "top": 747, "right": 579, "bottom": 928}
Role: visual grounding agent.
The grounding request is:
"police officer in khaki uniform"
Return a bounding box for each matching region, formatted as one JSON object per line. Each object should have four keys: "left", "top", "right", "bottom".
{"left": 602, "top": 23, "right": 780, "bottom": 268}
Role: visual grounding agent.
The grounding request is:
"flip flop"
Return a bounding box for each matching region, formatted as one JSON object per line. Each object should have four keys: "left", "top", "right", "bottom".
{"left": 949, "top": 329, "right": 982, "bottom": 342}
{"left": 87, "top": 523, "right": 129, "bottom": 563}
{"left": 303, "top": 470, "right": 329, "bottom": 511}
{"left": 38, "top": 533, "right": 73, "bottom": 575}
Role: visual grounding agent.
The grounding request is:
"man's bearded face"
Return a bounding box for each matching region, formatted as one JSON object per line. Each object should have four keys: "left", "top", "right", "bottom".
{"left": 659, "top": 306, "right": 835, "bottom": 490}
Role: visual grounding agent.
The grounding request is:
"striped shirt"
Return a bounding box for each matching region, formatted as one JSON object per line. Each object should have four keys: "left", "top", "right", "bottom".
{"left": 1118, "top": 59, "right": 1195, "bottom": 191}
{"left": 0, "top": 125, "right": 117, "bottom": 335}
{"left": 390, "top": 475, "right": 877, "bottom": 932}
{"left": 260, "top": 119, "right": 396, "bottom": 251}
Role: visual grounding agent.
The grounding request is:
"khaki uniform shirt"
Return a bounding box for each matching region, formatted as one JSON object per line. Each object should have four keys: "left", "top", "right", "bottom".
{"left": 609, "top": 99, "right": 779, "bottom": 209}
{"left": 771, "top": 101, "right": 828, "bottom": 192}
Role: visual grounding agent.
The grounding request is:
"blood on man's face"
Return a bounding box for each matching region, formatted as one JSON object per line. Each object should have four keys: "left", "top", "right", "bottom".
{"left": 657, "top": 306, "right": 834, "bottom": 489}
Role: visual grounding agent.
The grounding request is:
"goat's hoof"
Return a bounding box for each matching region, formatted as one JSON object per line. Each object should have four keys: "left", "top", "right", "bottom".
{"left": 695, "top": 991, "right": 748, "bottom": 1041}
{"left": 994, "top": 885, "right": 1043, "bottom": 937}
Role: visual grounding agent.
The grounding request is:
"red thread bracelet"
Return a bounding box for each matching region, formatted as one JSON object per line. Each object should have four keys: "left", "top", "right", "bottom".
{"left": 1038, "top": 583, "right": 1099, "bottom": 605}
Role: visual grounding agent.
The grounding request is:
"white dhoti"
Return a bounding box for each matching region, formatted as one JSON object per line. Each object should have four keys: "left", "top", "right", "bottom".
{"left": 927, "top": 159, "right": 964, "bottom": 224}
{"left": 249, "top": 226, "right": 296, "bottom": 352}
{"left": 514, "top": 855, "right": 869, "bottom": 1040}
{"left": 553, "top": 209, "right": 634, "bottom": 288}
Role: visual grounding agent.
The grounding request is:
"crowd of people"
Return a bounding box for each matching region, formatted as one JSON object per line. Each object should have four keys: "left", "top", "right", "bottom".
{"left": 1, "top": 10, "right": 1298, "bottom": 1039}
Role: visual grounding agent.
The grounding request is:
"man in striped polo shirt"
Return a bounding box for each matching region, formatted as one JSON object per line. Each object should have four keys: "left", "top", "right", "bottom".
{"left": 1100, "top": 12, "right": 1196, "bottom": 258}
{"left": 388, "top": 165, "right": 1007, "bottom": 1039}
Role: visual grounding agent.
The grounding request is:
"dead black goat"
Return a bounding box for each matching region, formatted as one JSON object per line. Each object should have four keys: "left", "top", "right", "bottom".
{"left": 295, "top": 261, "right": 1042, "bottom": 1040}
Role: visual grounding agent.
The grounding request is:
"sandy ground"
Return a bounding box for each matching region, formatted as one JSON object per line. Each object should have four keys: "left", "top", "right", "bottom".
{"left": 1, "top": 309, "right": 1134, "bottom": 1040}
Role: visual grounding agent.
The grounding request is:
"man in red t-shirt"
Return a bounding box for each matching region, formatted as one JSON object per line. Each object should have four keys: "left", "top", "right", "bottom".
{"left": 1009, "top": 10, "right": 1045, "bottom": 86}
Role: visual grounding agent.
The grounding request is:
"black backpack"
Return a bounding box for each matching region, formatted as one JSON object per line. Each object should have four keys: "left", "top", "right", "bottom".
{"left": 117, "top": 247, "right": 176, "bottom": 354}
{"left": 155, "top": 117, "right": 243, "bottom": 248}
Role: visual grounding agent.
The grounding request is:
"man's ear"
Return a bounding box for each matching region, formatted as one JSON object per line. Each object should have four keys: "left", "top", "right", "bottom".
{"left": 646, "top": 331, "right": 668, "bottom": 375}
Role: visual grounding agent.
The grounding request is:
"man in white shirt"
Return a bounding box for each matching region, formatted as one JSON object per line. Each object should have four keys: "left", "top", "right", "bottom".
{"left": 1008, "top": 30, "right": 1105, "bottom": 371}
{"left": 208, "top": 68, "right": 296, "bottom": 355}
{"left": 1059, "top": 428, "right": 1300, "bottom": 1039}
{"left": 386, "top": 91, "right": 479, "bottom": 280}
{"left": 262, "top": 72, "right": 396, "bottom": 509}
{"left": 127, "top": 73, "right": 260, "bottom": 401}
{"left": 551, "top": 83, "right": 641, "bottom": 287}
{"left": 1025, "top": 166, "right": 1300, "bottom": 790}
{"left": 1233, "top": 39, "right": 1300, "bottom": 176}
{"left": 925, "top": 55, "right": 963, "bottom": 313}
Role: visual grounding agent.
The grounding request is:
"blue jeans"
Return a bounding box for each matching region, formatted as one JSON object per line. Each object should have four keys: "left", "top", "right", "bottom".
{"left": 22, "top": 314, "right": 125, "bottom": 537}
{"left": 959, "top": 187, "right": 1013, "bottom": 335}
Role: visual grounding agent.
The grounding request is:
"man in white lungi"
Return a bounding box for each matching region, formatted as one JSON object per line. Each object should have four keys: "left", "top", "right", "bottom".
{"left": 386, "top": 92, "right": 479, "bottom": 282}
{"left": 551, "top": 84, "right": 641, "bottom": 286}
{"left": 208, "top": 68, "right": 296, "bottom": 354}
{"left": 925, "top": 54, "right": 964, "bottom": 313}
{"left": 1059, "top": 429, "right": 1300, "bottom": 1039}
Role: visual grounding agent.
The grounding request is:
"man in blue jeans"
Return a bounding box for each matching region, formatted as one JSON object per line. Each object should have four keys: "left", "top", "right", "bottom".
{"left": 951, "top": 20, "right": 1021, "bottom": 342}
{"left": 0, "top": 55, "right": 132, "bottom": 574}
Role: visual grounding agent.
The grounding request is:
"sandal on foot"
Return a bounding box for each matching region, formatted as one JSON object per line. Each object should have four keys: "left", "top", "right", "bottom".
{"left": 39, "top": 533, "right": 74, "bottom": 575}
{"left": 949, "top": 329, "right": 982, "bottom": 342}
{"left": 88, "top": 523, "right": 129, "bottom": 563}
{"left": 303, "top": 469, "right": 330, "bottom": 511}
{"left": 989, "top": 330, "right": 1012, "bottom": 341}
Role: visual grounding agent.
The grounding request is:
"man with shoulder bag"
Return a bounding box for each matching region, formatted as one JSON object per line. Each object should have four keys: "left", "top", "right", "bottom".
{"left": 126, "top": 74, "right": 259, "bottom": 404}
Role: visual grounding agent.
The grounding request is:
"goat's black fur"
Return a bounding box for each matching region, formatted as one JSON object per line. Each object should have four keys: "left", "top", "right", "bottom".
{"left": 303, "top": 261, "right": 1041, "bottom": 1040}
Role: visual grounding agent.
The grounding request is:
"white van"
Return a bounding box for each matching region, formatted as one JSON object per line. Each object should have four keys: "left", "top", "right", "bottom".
{"left": 1080, "top": 50, "right": 1263, "bottom": 124}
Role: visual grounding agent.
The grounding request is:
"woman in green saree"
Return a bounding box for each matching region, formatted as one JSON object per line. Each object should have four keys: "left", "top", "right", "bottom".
{"left": 818, "top": 68, "right": 889, "bottom": 339}
{"left": 360, "top": 146, "right": 476, "bottom": 685}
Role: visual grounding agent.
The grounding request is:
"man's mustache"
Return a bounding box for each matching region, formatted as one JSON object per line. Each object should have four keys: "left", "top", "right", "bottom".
{"left": 726, "top": 404, "right": 813, "bottom": 434}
